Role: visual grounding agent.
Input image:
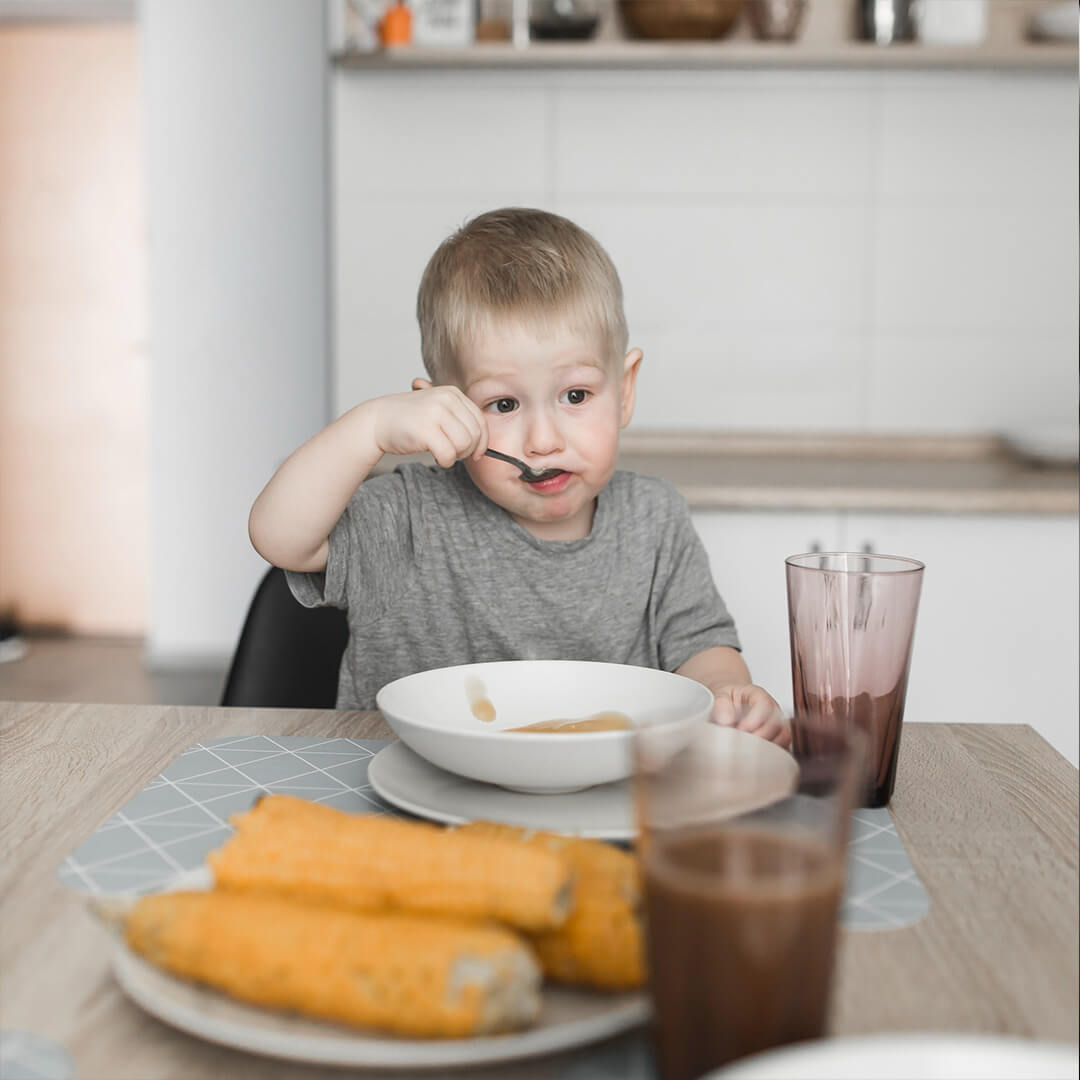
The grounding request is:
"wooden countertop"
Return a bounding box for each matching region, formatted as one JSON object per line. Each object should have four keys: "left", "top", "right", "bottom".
{"left": 372, "top": 433, "right": 1079, "bottom": 515}
{"left": 0, "top": 703, "right": 1077, "bottom": 1079}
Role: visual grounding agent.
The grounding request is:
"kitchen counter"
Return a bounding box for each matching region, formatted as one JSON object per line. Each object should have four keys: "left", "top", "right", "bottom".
{"left": 372, "top": 433, "right": 1079, "bottom": 515}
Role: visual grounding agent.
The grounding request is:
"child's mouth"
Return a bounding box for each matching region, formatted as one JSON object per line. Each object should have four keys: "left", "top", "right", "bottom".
{"left": 523, "top": 469, "right": 570, "bottom": 492}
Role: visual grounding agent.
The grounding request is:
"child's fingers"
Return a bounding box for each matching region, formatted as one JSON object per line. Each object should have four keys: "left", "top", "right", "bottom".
{"left": 441, "top": 393, "right": 488, "bottom": 459}
{"left": 437, "top": 415, "right": 477, "bottom": 458}
{"left": 751, "top": 720, "right": 787, "bottom": 745}
{"left": 426, "top": 430, "right": 459, "bottom": 469}
{"left": 452, "top": 402, "right": 488, "bottom": 458}
{"left": 733, "top": 699, "right": 781, "bottom": 734}
{"left": 711, "top": 695, "right": 737, "bottom": 726}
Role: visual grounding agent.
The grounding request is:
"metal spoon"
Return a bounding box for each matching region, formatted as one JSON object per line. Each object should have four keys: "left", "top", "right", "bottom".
{"left": 484, "top": 448, "right": 561, "bottom": 483}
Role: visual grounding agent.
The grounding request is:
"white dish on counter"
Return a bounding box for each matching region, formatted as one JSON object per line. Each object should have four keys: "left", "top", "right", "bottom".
{"left": 709, "top": 1034, "right": 1079, "bottom": 1079}
{"left": 376, "top": 660, "right": 714, "bottom": 795}
{"left": 1003, "top": 424, "right": 1079, "bottom": 465}
{"left": 1027, "top": 1, "right": 1078, "bottom": 41}
{"left": 111, "top": 944, "right": 649, "bottom": 1070}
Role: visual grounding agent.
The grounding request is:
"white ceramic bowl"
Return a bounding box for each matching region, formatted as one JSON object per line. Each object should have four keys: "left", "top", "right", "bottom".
{"left": 709, "top": 1034, "right": 1079, "bottom": 1079}
{"left": 375, "top": 660, "right": 715, "bottom": 794}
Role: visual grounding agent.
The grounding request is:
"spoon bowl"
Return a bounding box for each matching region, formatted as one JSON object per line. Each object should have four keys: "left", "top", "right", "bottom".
{"left": 484, "top": 448, "right": 562, "bottom": 483}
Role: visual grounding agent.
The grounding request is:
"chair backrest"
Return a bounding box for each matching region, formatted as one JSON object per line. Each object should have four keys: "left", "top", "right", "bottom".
{"left": 220, "top": 567, "right": 349, "bottom": 709}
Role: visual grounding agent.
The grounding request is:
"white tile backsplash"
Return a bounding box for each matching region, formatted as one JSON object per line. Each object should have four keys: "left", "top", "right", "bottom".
{"left": 332, "top": 69, "right": 1078, "bottom": 434}
{"left": 867, "top": 330, "right": 1080, "bottom": 432}
{"left": 553, "top": 81, "right": 875, "bottom": 197}
{"left": 334, "top": 75, "right": 550, "bottom": 196}
{"left": 875, "top": 202, "right": 1079, "bottom": 331}
{"left": 557, "top": 201, "right": 870, "bottom": 328}
{"left": 629, "top": 327, "right": 866, "bottom": 432}
{"left": 876, "top": 76, "right": 1079, "bottom": 202}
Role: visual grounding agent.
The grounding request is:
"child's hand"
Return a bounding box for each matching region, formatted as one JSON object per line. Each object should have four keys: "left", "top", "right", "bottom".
{"left": 711, "top": 684, "right": 791, "bottom": 748}
{"left": 370, "top": 379, "right": 489, "bottom": 467}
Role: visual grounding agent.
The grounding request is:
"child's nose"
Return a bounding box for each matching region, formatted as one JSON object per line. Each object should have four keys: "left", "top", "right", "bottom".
{"left": 523, "top": 407, "right": 564, "bottom": 458}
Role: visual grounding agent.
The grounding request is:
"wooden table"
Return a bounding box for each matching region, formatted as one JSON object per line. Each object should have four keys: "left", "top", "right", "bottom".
{"left": 1, "top": 704, "right": 1077, "bottom": 1079}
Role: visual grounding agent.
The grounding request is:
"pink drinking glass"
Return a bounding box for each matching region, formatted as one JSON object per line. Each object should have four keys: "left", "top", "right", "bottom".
{"left": 786, "top": 552, "right": 925, "bottom": 808}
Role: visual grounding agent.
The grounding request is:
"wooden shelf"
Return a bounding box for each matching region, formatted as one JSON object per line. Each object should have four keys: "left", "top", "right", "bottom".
{"left": 334, "top": 39, "right": 1078, "bottom": 72}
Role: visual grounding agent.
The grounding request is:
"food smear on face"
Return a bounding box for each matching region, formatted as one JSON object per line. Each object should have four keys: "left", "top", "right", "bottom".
{"left": 465, "top": 677, "right": 496, "bottom": 723}
{"left": 507, "top": 711, "right": 631, "bottom": 734}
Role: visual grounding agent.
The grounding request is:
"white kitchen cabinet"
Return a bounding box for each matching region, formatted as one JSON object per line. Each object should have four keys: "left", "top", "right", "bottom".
{"left": 692, "top": 511, "right": 842, "bottom": 715}
{"left": 846, "top": 512, "right": 1079, "bottom": 767}
{"left": 693, "top": 509, "right": 1079, "bottom": 767}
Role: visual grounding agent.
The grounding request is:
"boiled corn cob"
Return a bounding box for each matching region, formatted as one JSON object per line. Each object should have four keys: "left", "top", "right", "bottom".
{"left": 116, "top": 890, "right": 542, "bottom": 1037}
{"left": 456, "top": 822, "right": 645, "bottom": 991}
{"left": 208, "top": 795, "right": 573, "bottom": 932}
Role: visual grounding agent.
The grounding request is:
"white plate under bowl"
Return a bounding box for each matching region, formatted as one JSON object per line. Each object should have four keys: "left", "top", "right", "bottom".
{"left": 710, "top": 1034, "right": 1079, "bottom": 1080}
{"left": 376, "top": 660, "right": 714, "bottom": 795}
{"left": 367, "top": 728, "right": 799, "bottom": 841}
{"left": 368, "top": 740, "right": 635, "bottom": 839}
{"left": 111, "top": 945, "right": 648, "bottom": 1070}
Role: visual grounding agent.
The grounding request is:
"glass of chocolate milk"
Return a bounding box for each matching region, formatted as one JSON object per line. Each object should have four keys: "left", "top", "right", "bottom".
{"left": 786, "top": 552, "right": 924, "bottom": 807}
{"left": 634, "top": 717, "right": 866, "bottom": 1080}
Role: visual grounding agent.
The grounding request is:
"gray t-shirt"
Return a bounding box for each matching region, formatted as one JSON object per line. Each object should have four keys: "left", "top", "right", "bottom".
{"left": 287, "top": 463, "right": 740, "bottom": 709}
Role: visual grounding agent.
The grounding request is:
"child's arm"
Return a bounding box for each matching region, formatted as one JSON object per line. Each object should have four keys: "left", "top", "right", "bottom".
{"left": 249, "top": 383, "right": 488, "bottom": 572}
{"left": 676, "top": 646, "right": 790, "bottom": 747}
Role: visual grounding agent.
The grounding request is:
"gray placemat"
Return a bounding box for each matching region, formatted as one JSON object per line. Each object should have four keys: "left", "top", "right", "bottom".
{"left": 0, "top": 1032, "right": 74, "bottom": 1080}
{"left": 58, "top": 736, "right": 928, "bottom": 930}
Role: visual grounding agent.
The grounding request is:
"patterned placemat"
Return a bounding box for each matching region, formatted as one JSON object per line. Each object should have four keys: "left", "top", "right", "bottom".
{"left": 0, "top": 1032, "right": 75, "bottom": 1080}
{"left": 58, "top": 736, "right": 928, "bottom": 930}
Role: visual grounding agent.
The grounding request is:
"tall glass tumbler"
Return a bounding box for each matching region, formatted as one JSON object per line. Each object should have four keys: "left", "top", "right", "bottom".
{"left": 786, "top": 552, "right": 924, "bottom": 808}
{"left": 635, "top": 718, "right": 866, "bottom": 1080}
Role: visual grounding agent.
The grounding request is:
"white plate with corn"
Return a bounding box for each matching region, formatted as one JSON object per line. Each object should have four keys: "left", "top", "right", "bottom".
{"left": 93, "top": 796, "right": 649, "bottom": 1068}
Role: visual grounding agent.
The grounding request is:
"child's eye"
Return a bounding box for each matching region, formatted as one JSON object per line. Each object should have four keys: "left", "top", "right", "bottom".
{"left": 561, "top": 388, "right": 590, "bottom": 405}
{"left": 487, "top": 397, "right": 518, "bottom": 414}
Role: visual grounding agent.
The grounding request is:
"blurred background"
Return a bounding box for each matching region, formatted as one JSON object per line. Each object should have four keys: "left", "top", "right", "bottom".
{"left": 0, "top": 0, "right": 1076, "bottom": 761}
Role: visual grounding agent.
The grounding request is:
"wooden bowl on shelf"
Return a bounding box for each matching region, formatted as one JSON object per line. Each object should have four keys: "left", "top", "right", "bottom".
{"left": 618, "top": 0, "right": 743, "bottom": 40}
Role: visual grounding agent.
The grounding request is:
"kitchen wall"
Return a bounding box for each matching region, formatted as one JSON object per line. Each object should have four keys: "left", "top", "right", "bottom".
{"left": 139, "top": 0, "right": 329, "bottom": 664}
{"left": 332, "top": 67, "right": 1078, "bottom": 434}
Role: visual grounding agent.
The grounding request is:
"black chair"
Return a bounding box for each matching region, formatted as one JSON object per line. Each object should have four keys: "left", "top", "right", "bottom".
{"left": 220, "top": 567, "right": 349, "bottom": 708}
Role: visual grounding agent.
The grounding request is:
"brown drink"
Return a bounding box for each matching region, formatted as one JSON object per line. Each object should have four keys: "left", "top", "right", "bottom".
{"left": 644, "top": 827, "right": 844, "bottom": 1080}
{"left": 794, "top": 686, "right": 906, "bottom": 807}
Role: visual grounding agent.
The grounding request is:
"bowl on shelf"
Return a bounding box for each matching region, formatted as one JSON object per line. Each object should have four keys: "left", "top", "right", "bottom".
{"left": 375, "top": 659, "right": 715, "bottom": 794}
{"left": 618, "top": 0, "right": 743, "bottom": 40}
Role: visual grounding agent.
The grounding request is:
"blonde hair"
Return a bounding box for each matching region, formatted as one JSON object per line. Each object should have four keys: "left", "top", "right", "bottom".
{"left": 417, "top": 208, "right": 628, "bottom": 384}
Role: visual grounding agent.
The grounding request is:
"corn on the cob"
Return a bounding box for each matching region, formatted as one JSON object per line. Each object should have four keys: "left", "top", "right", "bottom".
{"left": 120, "top": 891, "right": 541, "bottom": 1037}
{"left": 531, "top": 897, "right": 643, "bottom": 992}
{"left": 454, "top": 821, "right": 640, "bottom": 903}
{"left": 208, "top": 795, "right": 573, "bottom": 932}
{"left": 456, "top": 822, "right": 645, "bottom": 991}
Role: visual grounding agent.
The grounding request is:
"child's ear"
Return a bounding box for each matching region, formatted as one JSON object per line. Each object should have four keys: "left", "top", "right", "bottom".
{"left": 619, "top": 348, "right": 643, "bottom": 428}
{"left": 411, "top": 377, "right": 433, "bottom": 391}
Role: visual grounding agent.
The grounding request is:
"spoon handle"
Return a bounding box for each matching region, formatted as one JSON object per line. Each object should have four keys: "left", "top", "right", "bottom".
{"left": 484, "top": 448, "right": 528, "bottom": 471}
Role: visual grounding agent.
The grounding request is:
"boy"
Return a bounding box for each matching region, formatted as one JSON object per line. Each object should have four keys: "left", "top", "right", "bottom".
{"left": 249, "top": 208, "right": 787, "bottom": 745}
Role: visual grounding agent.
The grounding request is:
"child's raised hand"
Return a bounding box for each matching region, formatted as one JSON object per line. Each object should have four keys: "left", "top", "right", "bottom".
{"left": 370, "top": 378, "right": 489, "bottom": 467}
{"left": 711, "top": 684, "right": 791, "bottom": 748}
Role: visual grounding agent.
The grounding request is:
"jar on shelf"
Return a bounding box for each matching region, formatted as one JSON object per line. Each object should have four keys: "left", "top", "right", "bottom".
{"left": 528, "top": 0, "right": 600, "bottom": 40}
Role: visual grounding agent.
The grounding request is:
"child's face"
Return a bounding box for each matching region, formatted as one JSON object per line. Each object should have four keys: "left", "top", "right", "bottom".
{"left": 455, "top": 318, "right": 641, "bottom": 541}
